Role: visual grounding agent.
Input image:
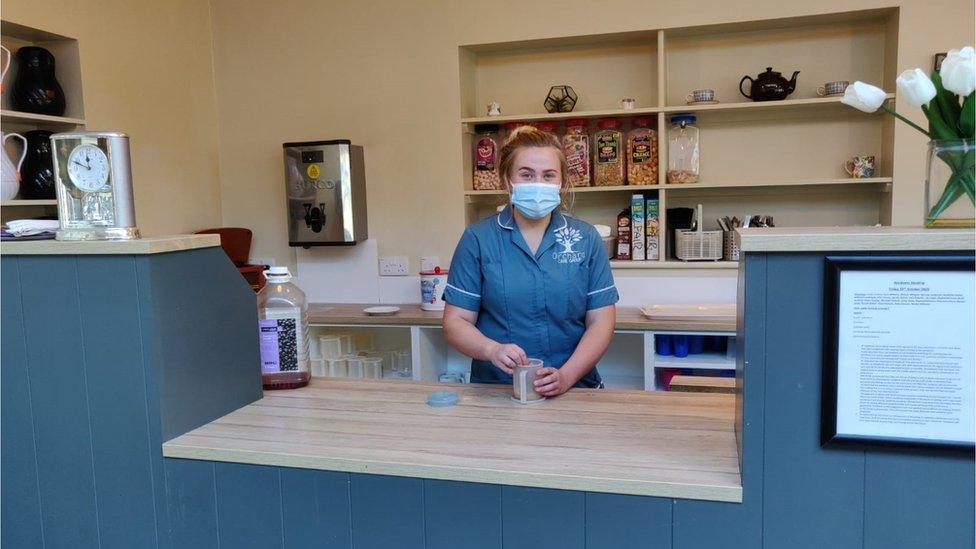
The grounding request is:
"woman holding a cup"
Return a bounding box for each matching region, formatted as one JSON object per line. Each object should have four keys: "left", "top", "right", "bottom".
{"left": 443, "top": 126, "right": 618, "bottom": 396}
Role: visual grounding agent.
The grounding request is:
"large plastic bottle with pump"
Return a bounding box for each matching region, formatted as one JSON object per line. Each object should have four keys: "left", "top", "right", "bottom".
{"left": 256, "top": 266, "right": 310, "bottom": 389}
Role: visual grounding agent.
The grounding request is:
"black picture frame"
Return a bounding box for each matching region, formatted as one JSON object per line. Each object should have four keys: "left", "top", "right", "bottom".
{"left": 821, "top": 255, "right": 976, "bottom": 451}
{"left": 934, "top": 52, "right": 947, "bottom": 72}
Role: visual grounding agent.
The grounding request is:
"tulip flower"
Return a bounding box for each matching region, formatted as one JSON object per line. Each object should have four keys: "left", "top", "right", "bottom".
{"left": 939, "top": 46, "right": 975, "bottom": 96}
{"left": 896, "top": 68, "right": 937, "bottom": 107}
{"left": 840, "top": 81, "right": 888, "bottom": 113}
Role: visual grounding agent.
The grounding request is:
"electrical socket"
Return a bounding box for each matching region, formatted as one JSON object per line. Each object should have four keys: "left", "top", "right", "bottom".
{"left": 379, "top": 256, "right": 409, "bottom": 276}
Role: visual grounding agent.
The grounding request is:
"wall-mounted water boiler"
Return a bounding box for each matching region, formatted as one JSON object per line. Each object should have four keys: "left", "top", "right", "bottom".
{"left": 282, "top": 140, "right": 367, "bottom": 247}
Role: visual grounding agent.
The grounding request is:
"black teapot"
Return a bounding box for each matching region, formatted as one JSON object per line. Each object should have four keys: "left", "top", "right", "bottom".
{"left": 19, "top": 130, "right": 56, "bottom": 199}
{"left": 739, "top": 67, "right": 799, "bottom": 102}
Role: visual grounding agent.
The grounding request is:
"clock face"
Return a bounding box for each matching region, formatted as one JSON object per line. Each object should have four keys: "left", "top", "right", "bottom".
{"left": 67, "top": 144, "right": 110, "bottom": 192}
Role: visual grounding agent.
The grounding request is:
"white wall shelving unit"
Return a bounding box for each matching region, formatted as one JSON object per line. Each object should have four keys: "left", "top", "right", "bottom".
{"left": 1, "top": 21, "right": 86, "bottom": 223}
{"left": 458, "top": 9, "right": 899, "bottom": 270}
{"left": 309, "top": 322, "right": 736, "bottom": 392}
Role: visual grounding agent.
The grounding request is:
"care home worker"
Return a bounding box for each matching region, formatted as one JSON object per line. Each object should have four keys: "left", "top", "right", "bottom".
{"left": 443, "top": 126, "right": 618, "bottom": 396}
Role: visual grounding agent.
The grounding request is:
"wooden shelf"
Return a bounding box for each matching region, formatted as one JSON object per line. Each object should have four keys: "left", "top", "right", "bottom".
{"left": 464, "top": 178, "right": 890, "bottom": 198}
{"left": 1, "top": 199, "right": 57, "bottom": 206}
{"left": 664, "top": 177, "right": 893, "bottom": 191}
{"left": 611, "top": 260, "right": 738, "bottom": 269}
{"left": 0, "top": 110, "right": 85, "bottom": 127}
{"left": 461, "top": 95, "right": 894, "bottom": 126}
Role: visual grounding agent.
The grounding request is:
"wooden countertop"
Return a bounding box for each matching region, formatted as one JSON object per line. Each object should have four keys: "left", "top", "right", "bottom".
{"left": 163, "top": 378, "right": 741, "bottom": 502}
{"left": 309, "top": 303, "right": 737, "bottom": 333}
{"left": 1, "top": 234, "right": 220, "bottom": 255}
{"left": 738, "top": 226, "right": 975, "bottom": 252}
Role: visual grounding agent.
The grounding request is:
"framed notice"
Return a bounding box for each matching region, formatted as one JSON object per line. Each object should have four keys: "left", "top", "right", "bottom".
{"left": 822, "top": 256, "right": 975, "bottom": 450}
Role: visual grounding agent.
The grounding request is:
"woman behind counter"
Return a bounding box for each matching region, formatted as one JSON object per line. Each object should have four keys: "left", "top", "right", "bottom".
{"left": 443, "top": 126, "right": 618, "bottom": 396}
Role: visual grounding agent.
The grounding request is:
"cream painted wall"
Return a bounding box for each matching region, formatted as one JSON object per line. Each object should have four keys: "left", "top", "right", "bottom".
{"left": 2, "top": 0, "right": 222, "bottom": 236}
{"left": 208, "top": 0, "right": 973, "bottom": 270}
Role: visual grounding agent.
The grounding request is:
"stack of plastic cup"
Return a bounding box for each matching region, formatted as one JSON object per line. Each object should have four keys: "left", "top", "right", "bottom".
{"left": 327, "top": 357, "right": 347, "bottom": 377}
{"left": 346, "top": 356, "right": 364, "bottom": 378}
{"left": 362, "top": 357, "right": 383, "bottom": 379}
{"left": 319, "top": 335, "right": 342, "bottom": 360}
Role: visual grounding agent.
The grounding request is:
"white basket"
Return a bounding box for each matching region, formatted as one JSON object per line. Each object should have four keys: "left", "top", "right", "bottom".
{"left": 676, "top": 229, "right": 723, "bottom": 260}
{"left": 675, "top": 203, "right": 723, "bottom": 261}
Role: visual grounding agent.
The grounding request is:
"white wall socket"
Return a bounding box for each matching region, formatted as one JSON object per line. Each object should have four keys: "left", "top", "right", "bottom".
{"left": 379, "top": 256, "right": 410, "bottom": 276}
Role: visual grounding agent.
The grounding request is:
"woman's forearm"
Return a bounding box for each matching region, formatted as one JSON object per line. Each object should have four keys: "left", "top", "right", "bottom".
{"left": 559, "top": 307, "right": 616, "bottom": 385}
{"left": 443, "top": 315, "right": 499, "bottom": 361}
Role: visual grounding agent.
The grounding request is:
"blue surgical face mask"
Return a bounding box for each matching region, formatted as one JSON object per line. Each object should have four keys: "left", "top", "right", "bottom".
{"left": 510, "top": 182, "right": 561, "bottom": 219}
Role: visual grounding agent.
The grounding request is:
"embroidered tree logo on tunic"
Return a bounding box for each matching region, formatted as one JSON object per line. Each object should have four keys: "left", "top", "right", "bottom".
{"left": 553, "top": 227, "right": 585, "bottom": 263}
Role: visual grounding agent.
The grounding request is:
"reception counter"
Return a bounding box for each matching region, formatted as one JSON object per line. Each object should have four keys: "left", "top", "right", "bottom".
{"left": 2, "top": 228, "right": 974, "bottom": 549}
{"left": 164, "top": 378, "right": 741, "bottom": 501}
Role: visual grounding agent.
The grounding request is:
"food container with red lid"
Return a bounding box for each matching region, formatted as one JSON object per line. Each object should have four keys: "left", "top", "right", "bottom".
{"left": 420, "top": 266, "right": 449, "bottom": 311}
{"left": 593, "top": 118, "right": 624, "bottom": 186}
{"left": 534, "top": 121, "right": 558, "bottom": 134}
{"left": 562, "top": 118, "right": 591, "bottom": 187}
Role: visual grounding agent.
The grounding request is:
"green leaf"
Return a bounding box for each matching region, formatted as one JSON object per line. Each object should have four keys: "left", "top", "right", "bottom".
{"left": 928, "top": 174, "right": 965, "bottom": 220}
{"left": 924, "top": 102, "right": 958, "bottom": 140}
{"left": 961, "top": 93, "right": 975, "bottom": 139}
{"left": 932, "top": 72, "right": 962, "bottom": 136}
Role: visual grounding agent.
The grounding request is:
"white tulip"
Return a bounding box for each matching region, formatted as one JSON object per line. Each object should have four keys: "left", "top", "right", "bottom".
{"left": 896, "top": 68, "right": 937, "bottom": 107}
{"left": 841, "top": 81, "right": 888, "bottom": 113}
{"left": 939, "top": 46, "right": 975, "bottom": 96}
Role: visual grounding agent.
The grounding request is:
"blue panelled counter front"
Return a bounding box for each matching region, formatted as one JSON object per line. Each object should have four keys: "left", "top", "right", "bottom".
{"left": 1, "top": 228, "right": 973, "bottom": 548}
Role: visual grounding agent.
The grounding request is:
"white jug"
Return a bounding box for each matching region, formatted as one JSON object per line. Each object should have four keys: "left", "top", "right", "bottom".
{"left": 1, "top": 132, "right": 27, "bottom": 201}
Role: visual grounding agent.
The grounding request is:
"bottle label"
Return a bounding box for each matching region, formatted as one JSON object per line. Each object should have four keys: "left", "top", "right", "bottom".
{"left": 475, "top": 138, "right": 496, "bottom": 171}
{"left": 597, "top": 133, "right": 619, "bottom": 164}
{"left": 259, "top": 308, "right": 301, "bottom": 372}
{"left": 564, "top": 135, "right": 589, "bottom": 176}
{"left": 631, "top": 134, "right": 652, "bottom": 164}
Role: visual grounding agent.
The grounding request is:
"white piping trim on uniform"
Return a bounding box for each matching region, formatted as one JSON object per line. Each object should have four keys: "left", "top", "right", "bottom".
{"left": 496, "top": 209, "right": 514, "bottom": 230}
{"left": 446, "top": 283, "right": 481, "bottom": 298}
{"left": 587, "top": 285, "right": 616, "bottom": 296}
{"left": 553, "top": 211, "right": 568, "bottom": 231}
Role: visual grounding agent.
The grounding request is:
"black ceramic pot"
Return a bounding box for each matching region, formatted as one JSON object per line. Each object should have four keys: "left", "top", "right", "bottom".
{"left": 11, "top": 47, "right": 66, "bottom": 116}
{"left": 20, "top": 130, "right": 56, "bottom": 199}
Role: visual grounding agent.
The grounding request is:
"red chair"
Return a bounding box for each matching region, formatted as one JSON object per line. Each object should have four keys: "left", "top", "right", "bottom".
{"left": 196, "top": 228, "right": 267, "bottom": 292}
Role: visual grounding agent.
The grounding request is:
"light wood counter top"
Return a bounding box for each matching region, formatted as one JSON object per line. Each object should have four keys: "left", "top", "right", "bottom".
{"left": 738, "top": 226, "right": 975, "bottom": 252}
{"left": 1, "top": 234, "right": 220, "bottom": 255}
{"left": 309, "top": 303, "right": 737, "bottom": 333}
{"left": 163, "top": 378, "right": 741, "bottom": 502}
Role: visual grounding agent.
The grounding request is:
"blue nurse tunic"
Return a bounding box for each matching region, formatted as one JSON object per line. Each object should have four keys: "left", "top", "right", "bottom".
{"left": 443, "top": 205, "right": 619, "bottom": 387}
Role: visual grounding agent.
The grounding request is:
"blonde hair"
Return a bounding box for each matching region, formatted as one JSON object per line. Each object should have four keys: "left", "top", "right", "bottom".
{"left": 498, "top": 125, "right": 573, "bottom": 211}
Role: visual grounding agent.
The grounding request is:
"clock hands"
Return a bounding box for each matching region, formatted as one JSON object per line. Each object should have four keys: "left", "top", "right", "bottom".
{"left": 72, "top": 160, "right": 91, "bottom": 170}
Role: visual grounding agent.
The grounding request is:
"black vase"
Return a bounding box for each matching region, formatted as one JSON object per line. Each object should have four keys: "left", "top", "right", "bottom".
{"left": 20, "top": 130, "right": 56, "bottom": 199}
{"left": 11, "top": 46, "right": 66, "bottom": 116}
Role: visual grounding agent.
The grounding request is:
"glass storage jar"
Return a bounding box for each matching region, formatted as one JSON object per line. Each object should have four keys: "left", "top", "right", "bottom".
{"left": 562, "top": 118, "right": 590, "bottom": 187}
{"left": 667, "top": 114, "right": 699, "bottom": 184}
{"left": 534, "top": 121, "right": 558, "bottom": 135}
{"left": 593, "top": 118, "right": 624, "bottom": 186}
{"left": 472, "top": 124, "right": 501, "bottom": 190}
{"left": 503, "top": 121, "right": 526, "bottom": 142}
{"left": 627, "top": 116, "right": 658, "bottom": 185}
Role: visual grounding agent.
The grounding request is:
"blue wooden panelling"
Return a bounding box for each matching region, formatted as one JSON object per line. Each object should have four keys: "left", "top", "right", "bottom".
{"left": 0, "top": 257, "right": 45, "bottom": 549}
{"left": 350, "top": 474, "right": 424, "bottom": 549}
{"left": 138, "top": 249, "right": 263, "bottom": 441}
{"left": 864, "top": 449, "right": 975, "bottom": 549}
{"left": 164, "top": 458, "right": 219, "bottom": 549}
{"left": 77, "top": 257, "right": 158, "bottom": 549}
{"left": 214, "top": 462, "right": 284, "bottom": 549}
{"left": 762, "top": 254, "right": 865, "bottom": 548}
{"left": 585, "top": 492, "right": 671, "bottom": 549}
{"left": 19, "top": 256, "right": 100, "bottom": 548}
{"left": 502, "top": 486, "right": 584, "bottom": 549}
{"left": 673, "top": 254, "right": 766, "bottom": 549}
{"left": 280, "top": 468, "right": 352, "bottom": 549}
{"left": 424, "top": 480, "right": 501, "bottom": 549}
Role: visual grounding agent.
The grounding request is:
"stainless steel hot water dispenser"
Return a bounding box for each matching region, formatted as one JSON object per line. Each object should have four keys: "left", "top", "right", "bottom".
{"left": 282, "top": 140, "right": 367, "bottom": 247}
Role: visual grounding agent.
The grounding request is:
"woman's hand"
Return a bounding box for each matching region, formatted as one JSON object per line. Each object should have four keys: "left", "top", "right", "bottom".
{"left": 487, "top": 342, "right": 527, "bottom": 374}
{"left": 534, "top": 367, "right": 572, "bottom": 397}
